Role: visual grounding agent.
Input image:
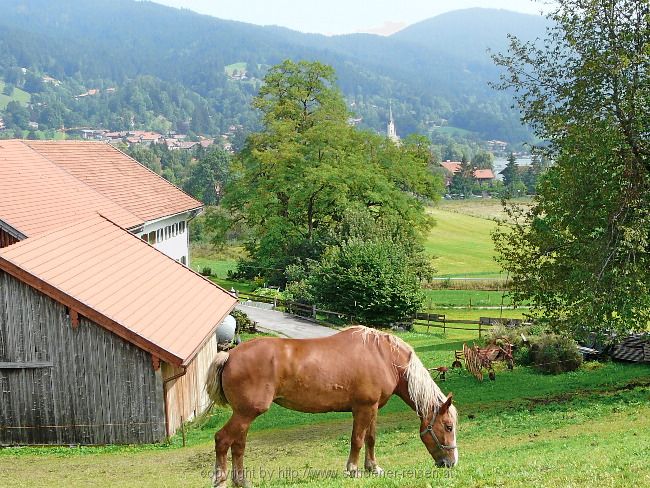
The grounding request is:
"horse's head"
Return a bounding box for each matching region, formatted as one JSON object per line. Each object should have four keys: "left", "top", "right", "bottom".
{"left": 419, "top": 393, "right": 458, "bottom": 468}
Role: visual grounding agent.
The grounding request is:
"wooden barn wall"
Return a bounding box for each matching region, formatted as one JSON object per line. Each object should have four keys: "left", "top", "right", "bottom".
{"left": 0, "top": 229, "right": 18, "bottom": 249}
{"left": 0, "top": 271, "right": 166, "bottom": 445}
{"left": 162, "top": 335, "right": 219, "bottom": 437}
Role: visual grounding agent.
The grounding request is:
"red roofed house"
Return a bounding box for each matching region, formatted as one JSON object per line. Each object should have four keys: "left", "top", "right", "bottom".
{"left": 439, "top": 160, "right": 495, "bottom": 187}
{"left": 0, "top": 140, "right": 236, "bottom": 445}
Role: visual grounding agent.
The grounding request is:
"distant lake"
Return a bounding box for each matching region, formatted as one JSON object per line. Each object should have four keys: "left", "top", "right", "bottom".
{"left": 493, "top": 157, "right": 532, "bottom": 180}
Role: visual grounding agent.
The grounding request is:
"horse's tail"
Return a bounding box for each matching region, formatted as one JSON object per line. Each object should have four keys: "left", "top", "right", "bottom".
{"left": 205, "top": 351, "right": 231, "bottom": 410}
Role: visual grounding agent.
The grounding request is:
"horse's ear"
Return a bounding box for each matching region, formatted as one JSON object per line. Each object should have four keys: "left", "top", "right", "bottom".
{"left": 440, "top": 393, "right": 453, "bottom": 413}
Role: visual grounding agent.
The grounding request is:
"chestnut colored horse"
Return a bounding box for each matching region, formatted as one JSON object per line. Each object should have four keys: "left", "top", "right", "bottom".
{"left": 205, "top": 326, "right": 458, "bottom": 488}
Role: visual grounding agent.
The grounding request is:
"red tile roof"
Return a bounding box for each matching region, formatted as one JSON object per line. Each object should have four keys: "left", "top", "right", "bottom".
{"left": 473, "top": 169, "right": 495, "bottom": 180}
{"left": 25, "top": 141, "right": 202, "bottom": 223}
{"left": 440, "top": 161, "right": 462, "bottom": 173}
{"left": 0, "top": 140, "right": 141, "bottom": 237}
{"left": 0, "top": 216, "right": 236, "bottom": 366}
{"left": 439, "top": 161, "right": 495, "bottom": 180}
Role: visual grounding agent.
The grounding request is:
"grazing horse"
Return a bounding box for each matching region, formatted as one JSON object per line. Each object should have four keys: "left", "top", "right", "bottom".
{"left": 205, "top": 326, "right": 458, "bottom": 487}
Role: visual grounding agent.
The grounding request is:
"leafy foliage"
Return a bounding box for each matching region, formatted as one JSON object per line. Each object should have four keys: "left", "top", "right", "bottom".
{"left": 492, "top": 0, "right": 650, "bottom": 335}
{"left": 309, "top": 239, "right": 425, "bottom": 325}
{"left": 222, "top": 60, "right": 442, "bottom": 289}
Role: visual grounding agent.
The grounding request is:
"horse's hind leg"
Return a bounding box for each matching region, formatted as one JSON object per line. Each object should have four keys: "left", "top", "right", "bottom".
{"left": 213, "top": 412, "right": 256, "bottom": 488}
{"left": 363, "top": 406, "right": 383, "bottom": 475}
{"left": 346, "top": 405, "right": 376, "bottom": 477}
{"left": 230, "top": 413, "right": 257, "bottom": 488}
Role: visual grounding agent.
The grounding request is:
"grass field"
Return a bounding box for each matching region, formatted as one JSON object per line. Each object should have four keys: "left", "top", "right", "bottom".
{"left": 2, "top": 326, "right": 648, "bottom": 488}
{"left": 0, "top": 80, "right": 31, "bottom": 109}
{"left": 425, "top": 207, "right": 502, "bottom": 278}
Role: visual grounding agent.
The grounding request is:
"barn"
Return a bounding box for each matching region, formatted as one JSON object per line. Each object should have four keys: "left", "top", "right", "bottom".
{"left": 0, "top": 140, "right": 237, "bottom": 445}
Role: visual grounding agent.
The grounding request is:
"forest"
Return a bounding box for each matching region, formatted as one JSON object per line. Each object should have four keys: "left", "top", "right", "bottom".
{"left": 0, "top": 0, "right": 546, "bottom": 143}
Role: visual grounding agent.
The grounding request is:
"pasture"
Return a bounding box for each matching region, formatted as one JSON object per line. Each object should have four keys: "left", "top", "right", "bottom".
{"left": 193, "top": 199, "right": 512, "bottom": 284}
{"left": 2, "top": 326, "right": 648, "bottom": 487}
{"left": 0, "top": 80, "right": 31, "bottom": 109}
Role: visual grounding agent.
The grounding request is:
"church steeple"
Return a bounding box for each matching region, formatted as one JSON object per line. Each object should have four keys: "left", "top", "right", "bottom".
{"left": 387, "top": 101, "right": 399, "bottom": 143}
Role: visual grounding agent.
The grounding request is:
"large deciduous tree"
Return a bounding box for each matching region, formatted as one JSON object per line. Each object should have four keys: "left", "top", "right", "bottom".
{"left": 493, "top": 1, "right": 650, "bottom": 335}
{"left": 221, "top": 60, "right": 442, "bottom": 299}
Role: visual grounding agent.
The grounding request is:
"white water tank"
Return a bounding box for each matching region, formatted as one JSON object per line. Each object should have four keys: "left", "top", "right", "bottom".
{"left": 216, "top": 314, "right": 237, "bottom": 344}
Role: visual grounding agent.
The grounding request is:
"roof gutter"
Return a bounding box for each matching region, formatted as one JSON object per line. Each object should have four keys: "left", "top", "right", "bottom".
{"left": 0, "top": 220, "right": 27, "bottom": 241}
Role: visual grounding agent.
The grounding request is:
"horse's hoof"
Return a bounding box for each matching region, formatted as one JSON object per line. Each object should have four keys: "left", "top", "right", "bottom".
{"left": 365, "top": 464, "right": 384, "bottom": 476}
{"left": 346, "top": 467, "right": 361, "bottom": 478}
{"left": 212, "top": 473, "right": 227, "bottom": 488}
{"left": 233, "top": 479, "right": 253, "bottom": 488}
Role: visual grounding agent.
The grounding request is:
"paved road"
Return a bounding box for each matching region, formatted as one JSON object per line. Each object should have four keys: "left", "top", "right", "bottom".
{"left": 236, "top": 303, "right": 337, "bottom": 339}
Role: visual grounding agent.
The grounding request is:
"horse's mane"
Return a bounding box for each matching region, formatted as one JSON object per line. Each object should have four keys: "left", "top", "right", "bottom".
{"left": 347, "top": 326, "right": 450, "bottom": 418}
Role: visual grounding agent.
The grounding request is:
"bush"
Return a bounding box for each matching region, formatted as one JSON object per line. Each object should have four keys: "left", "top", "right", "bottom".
{"left": 488, "top": 325, "right": 582, "bottom": 373}
{"left": 528, "top": 334, "right": 582, "bottom": 374}
{"left": 309, "top": 239, "right": 424, "bottom": 326}
{"left": 230, "top": 309, "right": 256, "bottom": 333}
{"left": 200, "top": 266, "right": 212, "bottom": 276}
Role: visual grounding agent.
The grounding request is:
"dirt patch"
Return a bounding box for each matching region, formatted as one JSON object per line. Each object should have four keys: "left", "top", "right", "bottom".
{"left": 523, "top": 377, "right": 650, "bottom": 408}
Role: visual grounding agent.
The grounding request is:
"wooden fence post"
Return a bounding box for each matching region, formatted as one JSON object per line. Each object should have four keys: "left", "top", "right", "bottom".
{"left": 312, "top": 304, "right": 317, "bottom": 320}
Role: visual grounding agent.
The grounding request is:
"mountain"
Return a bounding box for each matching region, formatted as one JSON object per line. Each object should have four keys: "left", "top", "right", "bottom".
{"left": 393, "top": 8, "right": 548, "bottom": 64}
{"left": 0, "top": 1, "right": 548, "bottom": 143}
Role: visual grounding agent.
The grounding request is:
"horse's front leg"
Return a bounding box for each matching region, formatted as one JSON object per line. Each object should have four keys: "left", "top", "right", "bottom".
{"left": 346, "top": 405, "right": 375, "bottom": 477}
{"left": 363, "top": 406, "right": 384, "bottom": 475}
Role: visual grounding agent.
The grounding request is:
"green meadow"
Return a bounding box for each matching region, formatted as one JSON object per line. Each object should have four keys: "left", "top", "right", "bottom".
{"left": 2, "top": 326, "right": 648, "bottom": 487}
{"left": 0, "top": 80, "right": 31, "bottom": 109}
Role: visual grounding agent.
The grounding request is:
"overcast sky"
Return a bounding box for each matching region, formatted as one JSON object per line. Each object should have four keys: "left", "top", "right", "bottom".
{"left": 150, "top": 0, "right": 545, "bottom": 35}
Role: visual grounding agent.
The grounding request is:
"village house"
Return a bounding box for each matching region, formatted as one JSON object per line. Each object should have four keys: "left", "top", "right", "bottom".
{"left": 440, "top": 161, "right": 495, "bottom": 187}
{"left": 0, "top": 140, "right": 236, "bottom": 445}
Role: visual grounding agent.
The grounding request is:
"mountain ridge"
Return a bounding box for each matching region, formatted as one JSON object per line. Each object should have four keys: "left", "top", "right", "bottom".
{"left": 0, "top": 1, "right": 547, "bottom": 143}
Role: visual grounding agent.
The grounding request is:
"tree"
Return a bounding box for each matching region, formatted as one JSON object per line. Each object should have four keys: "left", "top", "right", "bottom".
{"left": 2, "top": 83, "right": 15, "bottom": 96}
{"left": 492, "top": 0, "right": 650, "bottom": 335}
{"left": 221, "top": 60, "right": 442, "bottom": 286}
{"left": 500, "top": 152, "right": 523, "bottom": 197}
{"left": 183, "top": 148, "right": 231, "bottom": 205}
{"left": 472, "top": 150, "right": 494, "bottom": 170}
{"left": 450, "top": 156, "right": 475, "bottom": 197}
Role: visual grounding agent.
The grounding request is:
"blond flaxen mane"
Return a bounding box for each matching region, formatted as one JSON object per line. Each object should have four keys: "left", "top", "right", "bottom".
{"left": 348, "top": 326, "right": 450, "bottom": 418}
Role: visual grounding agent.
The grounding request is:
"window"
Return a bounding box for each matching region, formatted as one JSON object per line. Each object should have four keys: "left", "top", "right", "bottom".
{"left": 173, "top": 223, "right": 178, "bottom": 236}
{"left": 180, "top": 256, "right": 187, "bottom": 265}
{"left": 141, "top": 234, "right": 148, "bottom": 243}
{"left": 179, "top": 221, "right": 185, "bottom": 233}
{"left": 157, "top": 229, "right": 162, "bottom": 241}
{"left": 148, "top": 231, "right": 156, "bottom": 244}
{"left": 165, "top": 227, "right": 169, "bottom": 240}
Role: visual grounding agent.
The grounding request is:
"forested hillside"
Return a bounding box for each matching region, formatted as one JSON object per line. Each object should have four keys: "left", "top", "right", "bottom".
{"left": 0, "top": 0, "right": 547, "bottom": 142}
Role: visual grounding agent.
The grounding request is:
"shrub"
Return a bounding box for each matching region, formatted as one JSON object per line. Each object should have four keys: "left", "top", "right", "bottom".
{"left": 529, "top": 334, "right": 583, "bottom": 374}
{"left": 488, "top": 325, "right": 582, "bottom": 373}
{"left": 200, "top": 266, "right": 212, "bottom": 276}
{"left": 251, "top": 287, "right": 284, "bottom": 299}
{"left": 230, "top": 309, "right": 256, "bottom": 333}
{"left": 309, "top": 239, "right": 424, "bottom": 326}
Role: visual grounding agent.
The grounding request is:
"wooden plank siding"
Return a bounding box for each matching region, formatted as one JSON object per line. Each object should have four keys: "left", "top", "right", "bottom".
{"left": 0, "top": 271, "right": 166, "bottom": 445}
{"left": 0, "top": 229, "right": 18, "bottom": 249}
{"left": 162, "top": 335, "right": 219, "bottom": 437}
